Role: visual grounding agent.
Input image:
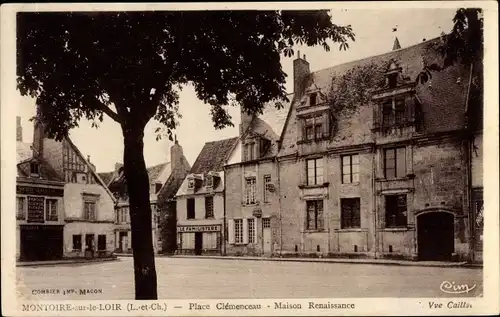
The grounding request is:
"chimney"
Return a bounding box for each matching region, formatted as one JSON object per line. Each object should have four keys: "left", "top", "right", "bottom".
{"left": 32, "top": 108, "right": 45, "bottom": 158}
{"left": 392, "top": 37, "right": 401, "bottom": 51}
{"left": 293, "top": 50, "right": 310, "bottom": 97}
{"left": 87, "top": 155, "right": 96, "bottom": 172}
{"left": 170, "top": 135, "right": 184, "bottom": 171}
{"left": 16, "top": 116, "right": 23, "bottom": 142}
{"left": 239, "top": 108, "right": 254, "bottom": 136}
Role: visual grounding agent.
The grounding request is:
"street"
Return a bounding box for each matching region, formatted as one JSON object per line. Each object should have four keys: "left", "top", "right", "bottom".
{"left": 16, "top": 257, "right": 482, "bottom": 300}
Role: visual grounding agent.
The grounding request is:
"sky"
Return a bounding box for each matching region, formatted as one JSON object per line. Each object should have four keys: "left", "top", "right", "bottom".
{"left": 14, "top": 8, "right": 458, "bottom": 173}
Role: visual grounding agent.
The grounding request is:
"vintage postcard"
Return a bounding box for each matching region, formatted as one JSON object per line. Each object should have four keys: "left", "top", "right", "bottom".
{"left": 1, "top": 1, "right": 499, "bottom": 316}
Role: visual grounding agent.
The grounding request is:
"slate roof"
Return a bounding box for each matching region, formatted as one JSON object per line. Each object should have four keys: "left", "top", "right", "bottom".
{"left": 190, "top": 137, "right": 239, "bottom": 174}
{"left": 16, "top": 141, "right": 32, "bottom": 164}
{"left": 308, "top": 37, "right": 469, "bottom": 133}
{"left": 97, "top": 171, "right": 114, "bottom": 186}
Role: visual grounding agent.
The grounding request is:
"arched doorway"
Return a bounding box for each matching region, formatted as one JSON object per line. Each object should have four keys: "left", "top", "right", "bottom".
{"left": 417, "top": 211, "right": 454, "bottom": 261}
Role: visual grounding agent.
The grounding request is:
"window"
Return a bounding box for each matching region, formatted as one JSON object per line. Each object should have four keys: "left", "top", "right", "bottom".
{"left": 384, "top": 147, "right": 406, "bottom": 179}
{"left": 262, "top": 217, "right": 271, "bottom": 228}
{"left": 385, "top": 194, "right": 407, "bottom": 227}
{"left": 382, "top": 98, "right": 406, "bottom": 127}
{"left": 45, "top": 199, "right": 58, "bottom": 221}
{"left": 72, "top": 235, "right": 82, "bottom": 251}
{"left": 17, "top": 197, "right": 26, "bottom": 220}
{"left": 30, "top": 162, "right": 39, "bottom": 176}
{"left": 187, "top": 178, "right": 195, "bottom": 189}
{"left": 341, "top": 198, "right": 361, "bottom": 228}
{"left": 388, "top": 73, "right": 398, "bottom": 88}
{"left": 304, "top": 116, "right": 323, "bottom": 141}
{"left": 244, "top": 177, "right": 256, "bottom": 205}
{"left": 187, "top": 198, "right": 195, "bottom": 219}
{"left": 205, "top": 175, "right": 213, "bottom": 188}
{"left": 248, "top": 218, "right": 256, "bottom": 243}
{"left": 155, "top": 183, "right": 162, "bottom": 193}
{"left": 234, "top": 219, "right": 243, "bottom": 244}
{"left": 97, "top": 235, "right": 106, "bottom": 251}
{"left": 342, "top": 154, "right": 360, "bottom": 183}
{"left": 394, "top": 99, "right": 406, "bottom": 125}
{"left": 205, "top": 196, "right": 214, "bottom": 219}
{"left": 307, "top": 158, "right": 324, "bottom": 185}
{"left": 310, "top": 93, "right": 317, "bottom": 106}
{"left": 306, "top": 200, "right": 324, "bottom": 230}
{"left": 263, "top": 175, "right": 271, "bottom": 203}
{"left": 245, "top": 143, "right": 256, "bottom": 161}
{"left": 118, "top": 208, "right": 129, "bottom": 223}
{"left": 83, "top": 201, "right": 96, "bottom": 221}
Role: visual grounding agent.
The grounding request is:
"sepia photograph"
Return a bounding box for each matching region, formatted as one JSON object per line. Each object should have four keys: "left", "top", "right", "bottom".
{"left": 1, "top": 2, "right": 498, "bottom": 316}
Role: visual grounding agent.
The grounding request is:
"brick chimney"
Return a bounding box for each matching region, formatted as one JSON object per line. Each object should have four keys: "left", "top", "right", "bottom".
{"left": 16, "top": 116, "right": 23, "bottom": 142}
{"left": 239, "top": 108, "right": 254, "bottom": 136}
{"left": 293, "top": 51, "right": 310, "bottom": 97}
{"left": 170, "top": 135, "right": 184, "bottom": 170}
{"left": 32, "top": 109, "right": 45, "bottom": 158}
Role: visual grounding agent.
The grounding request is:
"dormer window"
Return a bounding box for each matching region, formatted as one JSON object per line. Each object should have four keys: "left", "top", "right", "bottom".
{"left": 382, "top": 98, "right": 406, "bottom": 127}
{"left": 310, "top": 92, "right": 317, "bottom": 106}
{"left": 187, "top": 178, "right": 195, "bottom": 189}
{"left": 304, "top": 115, "right": 324, "bottom": 141}
{"left": 388, "top": 73, "right": 398, "bottom": 88}
{"left": 30, "top": 162, "right": 39, "bottom": 176}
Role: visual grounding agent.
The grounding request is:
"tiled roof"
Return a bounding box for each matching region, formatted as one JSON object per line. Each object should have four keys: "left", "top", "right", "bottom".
{"left": 190, "top": 137, "right": 239, "bottom": 174}
{"left": 307, "top": 37, "right": 469, "bottom": 133}
{"left": 17, "top": 157, "right": 63, "bottom": 182}
{"left": 97, "top": 172, "right": 114, "bottom": 186}
{"left": 16, "top": 141, "right": 32, "bottom": 164}
{"left": 148, "top": 162, "right": 169, "bottom": 183}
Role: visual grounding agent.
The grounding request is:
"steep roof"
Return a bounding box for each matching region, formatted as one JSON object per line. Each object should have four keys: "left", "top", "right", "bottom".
{"left": 148, "top": 162, "right": 170, "bottom": 183}
{"left": 16, "top": 141, "right": 32, "bottom": 164}
{"left": 190, "top": 137, "right": 239, "bottom": 174}
{"left": 97, "top": 171, "right": 114, "bottom": 186}
{"left": 307, "top": 36, "right": 469, "bottom": 133}
{"left": 256, "top": 93, "right": 294, "bottom": 138}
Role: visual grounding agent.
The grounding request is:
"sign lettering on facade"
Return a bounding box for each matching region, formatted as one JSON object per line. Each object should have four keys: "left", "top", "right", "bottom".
{"left": 17, "top": 185, "right": 64, "bottom": 197}
{"left": 27, "top": 196, "right": 45, "bottom": 223}
{"left": 177, "top": 225, "right": 221, "bottom": 232}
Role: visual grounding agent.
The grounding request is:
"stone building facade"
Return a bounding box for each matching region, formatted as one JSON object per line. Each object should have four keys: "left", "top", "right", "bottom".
{"left": 175, "top": 137, "right": 238, "bottom": 255}
{"left": 99, "top": 139, "right": 190, "bottom": 254}
{"left": 221, "top": 36, "right": 482, "bottom": 262}
{"left": 16, "top": 115, "right": 116, "bottom": 261}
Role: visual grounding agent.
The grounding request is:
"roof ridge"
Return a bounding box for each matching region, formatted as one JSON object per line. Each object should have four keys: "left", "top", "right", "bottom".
{"left": 312, "top": 35, "right": 442, "bottom": 76}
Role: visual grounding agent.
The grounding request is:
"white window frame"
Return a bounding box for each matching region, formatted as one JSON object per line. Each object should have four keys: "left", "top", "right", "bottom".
{"left": 234, "top": 219, "right": 244, "bottom": 244}
{"left": 45, "top": 198, "right": 58, "bottom": 222}
{"left": 244, "top": 177, "right": 257, "bottom": 205}
{"left": 83, "top": 200, "right": 97, "bottom": 221}
{"left": 263, "top": 175, "right": 271, "bottom": 203}
{"left": 306, "top": 158, "right": 324, "bottom": 185}
{"left": 248, "top": 218, "right": 256, "bottom": 244}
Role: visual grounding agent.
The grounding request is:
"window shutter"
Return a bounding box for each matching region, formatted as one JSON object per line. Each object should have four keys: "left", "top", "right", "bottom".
{"left": 243, "top": 218, "right": 249, "bottom": 244}
{"left": 228, "top": 219, "right": 235, "bottom": 244}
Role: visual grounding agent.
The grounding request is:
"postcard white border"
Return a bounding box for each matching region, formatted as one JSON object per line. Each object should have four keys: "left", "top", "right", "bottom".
{"left": 1, "top": 2, "right": 499, "bottom": 316}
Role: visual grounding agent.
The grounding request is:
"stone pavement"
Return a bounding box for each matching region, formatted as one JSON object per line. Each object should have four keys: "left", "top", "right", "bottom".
{"left": 115, "top": 253, "right": 481, "bottom": 269}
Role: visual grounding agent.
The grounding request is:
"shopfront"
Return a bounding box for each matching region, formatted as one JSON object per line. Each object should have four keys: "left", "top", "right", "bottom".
{"left": 177, "top": 224, "right": 222, "bottom": 255}
{"left": 16, "top": 180, "right": 65, "bottom": 261}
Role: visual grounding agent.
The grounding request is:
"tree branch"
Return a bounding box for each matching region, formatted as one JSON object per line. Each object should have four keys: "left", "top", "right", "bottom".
{"left": 85, "top": 96, "right": 122, "bottom": 124}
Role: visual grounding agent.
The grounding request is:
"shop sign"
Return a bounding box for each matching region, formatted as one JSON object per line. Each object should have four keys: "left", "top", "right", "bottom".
{"left": 177, "top": 225, "right": 221, "bottom": 232}
{"left": 17, "top": 185, "right": 64, "bottom": 197}
{"left": 27, "top": 196, "right": 45, "bottom": 223}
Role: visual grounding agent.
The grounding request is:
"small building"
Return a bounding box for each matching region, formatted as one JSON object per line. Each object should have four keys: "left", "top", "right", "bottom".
{"left": 175, "top": 137, "right": 239, "bottom": 255}
{"left": 16, "top": 114, "right": 116, "bottom": 261}
{"left": 100, "top": 139, "right": 190, "bottom": 254}
{"left": 224, "top": 97, "right": 292, "bottom": 256}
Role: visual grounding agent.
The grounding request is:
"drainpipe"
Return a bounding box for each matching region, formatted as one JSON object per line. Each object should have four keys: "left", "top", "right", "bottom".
{"left": 223, "top": 167, "right": 227, "bottom": 256}
{"left": 372, "top": 144, "right": 378, "bottom": 259}
{"left": 277, "top": 157, "right": 283, "bottom": 256}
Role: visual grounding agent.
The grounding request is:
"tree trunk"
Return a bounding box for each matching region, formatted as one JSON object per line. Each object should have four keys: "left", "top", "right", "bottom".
{"left": 122, "top": 124, "right": 158, "bottom": 300}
